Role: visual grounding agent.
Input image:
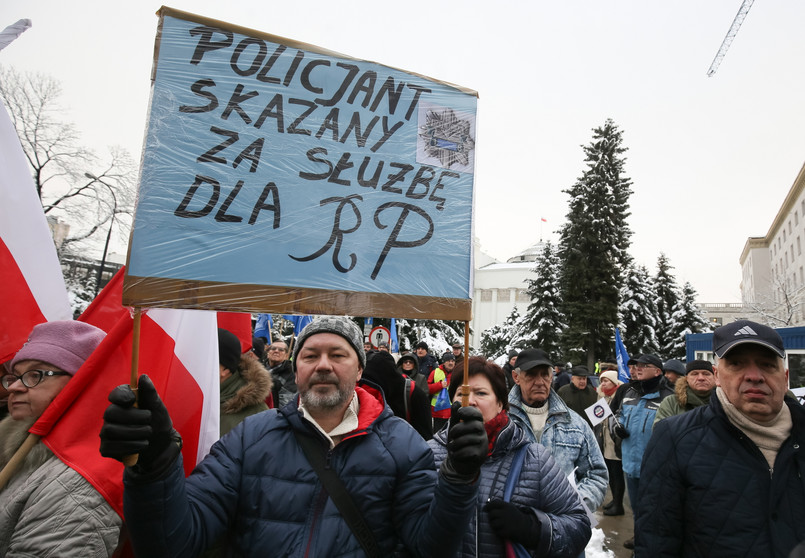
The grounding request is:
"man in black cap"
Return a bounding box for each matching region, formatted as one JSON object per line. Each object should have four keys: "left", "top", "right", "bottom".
{"left": 661, "top": 358, "right": 686, "bottom": 386}
{"left": 637, "top": 320, "right": 805, "bottom": 557}
{"left": 557, "top": 365, "right": 598, "bottom": 428}
{"left": 612, "top": 353, "right": 673, "bottom": 550}
{"left": 507, "top": 348, "right": 608, "bottom": 516}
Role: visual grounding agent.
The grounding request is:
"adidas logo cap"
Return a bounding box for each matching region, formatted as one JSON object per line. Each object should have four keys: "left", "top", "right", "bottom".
{"left": 712, "top": 319, "right": 785, "bottom": 359}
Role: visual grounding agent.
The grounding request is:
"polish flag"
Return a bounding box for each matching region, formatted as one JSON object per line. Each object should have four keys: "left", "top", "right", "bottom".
{"left": 30, "top": 269, "right": 220, "bottom": 517}
{"left": 217, "top": 312, "right": 253, "bottom": 353}
{"left": 0, "top": 99, "right": 71, "bottom": 362}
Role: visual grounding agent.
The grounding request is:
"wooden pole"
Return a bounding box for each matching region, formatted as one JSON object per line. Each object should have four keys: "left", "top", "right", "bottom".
{"left": 0, "top": 433, "right": 40, "bottom": 491}
{"left": 122, "top": 307, "right": 142, "bottom": 467}
{"left": 461, "top": 320, "right": 470, "bottom": 407}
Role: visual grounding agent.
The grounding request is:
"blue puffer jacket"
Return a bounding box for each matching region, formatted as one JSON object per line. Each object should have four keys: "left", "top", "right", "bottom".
{"left": 429, "top": 418, "right": 591, "bottom": 558}
{"left": 508, "top": 388, "right": 608, "bottom": 511}
{"left": 616, "top": 375, "right": 673, "bottom": 477}
{"left": 636, "top": 393, "right": 805, "bottom": 557}
{"left": 122, "top": 385, "right": 477, "bottom": 557}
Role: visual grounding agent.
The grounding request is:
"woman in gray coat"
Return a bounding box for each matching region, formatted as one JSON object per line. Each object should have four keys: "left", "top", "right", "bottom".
{"left": 0, "top": 321, "right": 121, "bottom": 557}
{"left": 428, "top": 357, "right": 591, "bottom": 558}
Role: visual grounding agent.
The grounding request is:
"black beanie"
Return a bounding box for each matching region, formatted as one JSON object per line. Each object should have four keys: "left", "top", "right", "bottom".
{"left": 218, "top": 328, "right": 242, "bottom": 373}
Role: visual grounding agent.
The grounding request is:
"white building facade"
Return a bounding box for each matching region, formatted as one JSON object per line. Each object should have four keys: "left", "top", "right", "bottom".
{"left": 740, "top": 161, "right": 805, "bottom": 326}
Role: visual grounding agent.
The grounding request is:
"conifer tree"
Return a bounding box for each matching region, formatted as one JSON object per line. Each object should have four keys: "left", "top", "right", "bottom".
{"left": 668, "top": 281, "right": 710, "bottom": 358}
{"left": 519, "top": 242, "right": 565, "bottom": 356}
{"left": 619, "top": 264, "right": 659, "bottom": 356}
{"left": 654, "top": 253, "right": 682, "bottom": 359}
{"left": 558, "top": 119, "right": 633, "bottom": 368}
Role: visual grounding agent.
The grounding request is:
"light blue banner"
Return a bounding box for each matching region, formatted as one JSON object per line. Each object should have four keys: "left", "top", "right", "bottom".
{"left": 128, "top": 14, "right": 476, "bottom": 301}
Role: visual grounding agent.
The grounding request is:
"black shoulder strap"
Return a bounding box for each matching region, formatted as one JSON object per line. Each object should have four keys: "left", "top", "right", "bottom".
{"left": 292, "top": 429, "right": 381, "bottom": 558}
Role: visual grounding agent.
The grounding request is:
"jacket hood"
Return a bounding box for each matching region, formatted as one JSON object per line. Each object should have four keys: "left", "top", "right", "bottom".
{"left": 222, "top": 355, "right": 273, "bottom": 415}
{"left": 397, "top": 353, "right": 419, "bottom": 368}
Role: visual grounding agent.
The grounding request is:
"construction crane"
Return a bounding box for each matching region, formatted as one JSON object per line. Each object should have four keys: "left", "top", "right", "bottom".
{"left": 707, "top": 0, "right": 755, "bottom": 77}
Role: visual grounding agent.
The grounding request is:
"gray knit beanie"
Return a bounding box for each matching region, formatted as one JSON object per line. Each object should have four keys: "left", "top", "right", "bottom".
{"left": 292, "top": 317, "right": 366, "bottom": 370}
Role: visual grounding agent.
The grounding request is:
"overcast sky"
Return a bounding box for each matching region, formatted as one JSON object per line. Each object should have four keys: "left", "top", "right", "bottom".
{"left": 3, "top": 0, "right": 805, "bottom": 303}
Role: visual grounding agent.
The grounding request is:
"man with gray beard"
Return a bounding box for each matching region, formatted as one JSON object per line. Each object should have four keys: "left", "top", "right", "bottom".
{"left": 101, "top": 316, "right": 488, "bottom": 557}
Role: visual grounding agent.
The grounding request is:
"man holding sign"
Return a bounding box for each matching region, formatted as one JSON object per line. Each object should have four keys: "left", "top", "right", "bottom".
{"left": 100, "top": 317, "right": 487, "bottom": 557}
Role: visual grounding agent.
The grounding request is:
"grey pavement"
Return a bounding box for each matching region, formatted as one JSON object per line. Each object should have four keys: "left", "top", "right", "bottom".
{"left": 592, "top": 485, "right": 634, "bottom": 558}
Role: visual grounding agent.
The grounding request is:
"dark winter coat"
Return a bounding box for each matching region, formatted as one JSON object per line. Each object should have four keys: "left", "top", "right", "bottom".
{"left": 363, "top": 351, "right": 432, "bottom": 440}
{"left": 652, "top": 378, "right": 712, "bottom": 427}
{"left": 556, "top": 383, "right": 598, "bottom": 427}
{"left": 553, "top": 369, "right": 571, "bottom": 390}
{"left": 636, "top": 394, "right": 805, "bottom": 558}
{"left": 220, "top": 355, "right": 272, "bottom": 436}
{"left": 428, "top": 418, "right": 591, "bottom": 558}
{"left": 268, "top": 359, "right": 295, "bottom": 408}
{"left": 122, "top": 384, "right": 477, "bottom": 557}
{"left": 615, "top": 374, "right": 674, "bottom": 477}
{"left": 398, "top": 353, "right": 429, "bottom": 395}
{"left": 501, "top": 363, "right": 516, "bottom": 392}
{"left": 416, "top": 353, "right": 438, "bottom": 386}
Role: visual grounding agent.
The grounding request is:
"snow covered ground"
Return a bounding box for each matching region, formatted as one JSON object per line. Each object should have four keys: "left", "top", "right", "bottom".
{"left": 586, "top": 528, "right": 616, "bottom": 558}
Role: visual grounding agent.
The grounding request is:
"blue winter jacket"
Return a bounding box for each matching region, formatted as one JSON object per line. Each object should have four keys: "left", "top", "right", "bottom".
{"left": 616, "top": 375, "right": 673, "bottom": 478}
{"left": 429, "top": 417, "right": 591, "bottom": 558}
{"left": 122, "top": 385, "right": 477, "bottom": 557}
{"left": 636, "top": 392, "right": 805, "bottom": 557}
{"left": 508, "top": 388, "right": 608, "bottom": 511}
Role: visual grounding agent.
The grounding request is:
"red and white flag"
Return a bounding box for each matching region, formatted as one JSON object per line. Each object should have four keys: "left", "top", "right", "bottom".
{"left": 0, "top": 99, "right": 71, "bottom": 362}
{"left": 217, "top": 312, "right": 253, "bottom": 353}
{"left": 30, "top": 269, "right": 220, "bottom": 517}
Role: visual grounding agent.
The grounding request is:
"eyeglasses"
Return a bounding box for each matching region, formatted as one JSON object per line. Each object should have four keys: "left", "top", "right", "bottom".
{"left": 268, "top": 346, "right": 286, "bottom": 352}
{"left": 2, "top": 369, "right": 71, "bottom": 389}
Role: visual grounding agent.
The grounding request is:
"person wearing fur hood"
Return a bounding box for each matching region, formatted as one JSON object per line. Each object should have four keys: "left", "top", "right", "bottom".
{"left": 0, "top": 321, "right": 121, "bottom": 557}
{"left": 652, "top": 360, "right": 716, "bottom": 427}
{"left": 218, "top": 329, "right": 273, "bottom": 437}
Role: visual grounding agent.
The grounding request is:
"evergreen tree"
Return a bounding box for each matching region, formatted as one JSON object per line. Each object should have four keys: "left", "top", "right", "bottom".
{"left": 401, "top": 319, "right": 465, "bottom": 357}
{"left": 654, "top": 253, "right": 682, "bottom": 359}
{"left": 618, "top": 264, "right": 659, "bottom": 356}
{"left": 519, "top": 242, "right": 565, "bottom": 356}
{"left": 668, "top": 281, "right": 710, "bottom": 358}
{"left": 558, "top": 119, "right": 634, "bottom": 369}
{"left": 480, "top": 307, "right": 521, "bottom": 360}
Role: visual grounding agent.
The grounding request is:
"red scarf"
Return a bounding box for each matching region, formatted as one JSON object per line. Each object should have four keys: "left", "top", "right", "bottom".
{"left": 484, "top": 409, "right": 510, "bottom": 456}
{"left": 600, "top": 383, "right": 618, "bottom": 397}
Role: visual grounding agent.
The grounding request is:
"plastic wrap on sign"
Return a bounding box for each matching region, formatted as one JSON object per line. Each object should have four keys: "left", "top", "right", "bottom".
{"left": 123, "top": 7, "right": 477, "bottom": 321}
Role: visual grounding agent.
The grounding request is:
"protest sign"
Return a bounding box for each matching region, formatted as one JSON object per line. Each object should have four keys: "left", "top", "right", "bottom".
{"left": 124, "top": 7, "right": 477, "bottom": 320}
{"left": 585, "top": 399, "right": 613, "bottom": 427}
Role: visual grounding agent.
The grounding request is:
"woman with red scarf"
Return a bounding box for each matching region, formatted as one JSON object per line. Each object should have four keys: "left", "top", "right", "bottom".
{"left": 428, "top": 357, "right": 591, "bottom": 557}
{"left": 595, "top": 368, "right": 625, "bottom": 516}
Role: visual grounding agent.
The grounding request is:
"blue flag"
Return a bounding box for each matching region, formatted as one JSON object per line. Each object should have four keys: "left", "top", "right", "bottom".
{"left": 615, "top": 328, "right": 631, "bottom": 383}
{"left": 283, "top": 315, "right": 313, "bottom": 333}
{"left": 390, "top": 318, "right": 399, "bottom": 353}
{"left": 254, "top": 314, "right": 272, "bottom": 340}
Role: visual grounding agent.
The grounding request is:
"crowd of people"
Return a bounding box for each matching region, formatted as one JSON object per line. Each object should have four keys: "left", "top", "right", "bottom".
{"left": 1, "top": 316, "right": 804, "bottom": 556}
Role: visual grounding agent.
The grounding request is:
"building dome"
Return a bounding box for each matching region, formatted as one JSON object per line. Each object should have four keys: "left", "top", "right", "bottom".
{"left": 506, "top": 241, "right": 546, "bottom": 263}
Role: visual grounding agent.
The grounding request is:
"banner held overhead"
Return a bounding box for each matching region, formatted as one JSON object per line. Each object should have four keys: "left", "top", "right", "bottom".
{"left": 124, "top": 7, "right": 477, "bottom": 320}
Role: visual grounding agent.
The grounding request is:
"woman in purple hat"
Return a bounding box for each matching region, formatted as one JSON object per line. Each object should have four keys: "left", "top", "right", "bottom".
{"left": 0, "top": 320, "right": 121, "bottom": 557}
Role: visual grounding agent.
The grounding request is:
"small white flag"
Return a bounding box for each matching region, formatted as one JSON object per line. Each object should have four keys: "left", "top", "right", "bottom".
{"left": 585, "top": 399, "right": 613, "bottom": 427}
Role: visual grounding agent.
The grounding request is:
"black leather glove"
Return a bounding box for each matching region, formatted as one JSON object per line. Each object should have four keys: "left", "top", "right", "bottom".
{"left": 614, "top": 423, "right": 630, "bottom": 439}
{"left": 100, "top": 375, "right": 181, "bottom": 480}
{"left": 441, "top": 401, "right": 487, "bottom": 483}
{"left": 485, "top": 500, "right": 541, "bottom": 548}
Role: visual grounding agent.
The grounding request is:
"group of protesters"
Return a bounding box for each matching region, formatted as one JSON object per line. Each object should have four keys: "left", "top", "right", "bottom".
{"left": 2, "top": 316, "right": 805, "bottom": 557}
